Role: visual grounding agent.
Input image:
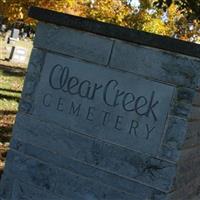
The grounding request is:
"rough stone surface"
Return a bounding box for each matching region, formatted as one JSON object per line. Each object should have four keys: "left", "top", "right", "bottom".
{"left": 109, "top": 40, "right": 200, "bottom": 88}
{"left": 182, "top": 121, "right": 200, "bottom": 149}
{"left": 19, "top": 48, "right": 45, "bottom": 114}
{"left": 10, "top": 139, "right": 167, "bottom": 199}
{"left": 193, "top": 91, "right": 200, "bottom": 106}
{"left": 34, "top": 22, "right": 113, "bottom": 65}
{"left": 12, "top": 114, "right": 176, "bottom": 192}
{"left": 159, "top": 116, "right": 187, "bottom": 162}
{"left": 5, "top": 150, "right": 148, "bottom": 200}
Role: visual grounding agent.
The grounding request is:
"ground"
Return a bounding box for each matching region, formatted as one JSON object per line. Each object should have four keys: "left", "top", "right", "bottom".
{"left": 0, "top": 35, "right": 32, "bottom": 177}
{"left": 0, "top": 63, "right": 25, "bottom": 177}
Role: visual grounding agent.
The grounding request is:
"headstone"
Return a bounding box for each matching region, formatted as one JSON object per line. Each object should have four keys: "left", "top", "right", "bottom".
{"left": 1, "top": 24, "right": 6, "bottom": 32}
{"left": 5, "top": 30, "right": 11, "bottom": 44}
{"left": 10, "top": 46, "right": 27, "bottom": 63}
{"left": 7, "top": 28, "right": 20, "bottom": 45}
{"left": 1, "top": 6, "right": 200, "bottom": 200}
{"left": 10, "top": 28, "right": 20, "bottom": 40}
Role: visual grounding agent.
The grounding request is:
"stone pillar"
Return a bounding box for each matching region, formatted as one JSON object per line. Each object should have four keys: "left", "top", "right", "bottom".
{"left": 0, "top": 6, "right": 200, "bottom": 200}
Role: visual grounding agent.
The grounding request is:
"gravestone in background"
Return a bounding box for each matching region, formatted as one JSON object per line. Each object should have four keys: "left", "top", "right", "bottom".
{"left": 1, "top": 6, "right": 200, "bottom": 200}
{"left": 11, "top": 46, "right": 27, "bottom": 63}
{"left": 10, "top": 28, "right": 20, "bottom": 40}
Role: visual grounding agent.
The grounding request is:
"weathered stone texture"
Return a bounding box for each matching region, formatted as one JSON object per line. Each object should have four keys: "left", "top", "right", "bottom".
{"left": 159, "top": 116, "right": 187, "bottom": 162}
{"left": 10, "top": 139, "right": 167, "bottom": 200}
{"left": 12, "top": 114, "right": 175, "bottom": 192}
{"left": 4, "top": 150, "right": 153, "bottom": 200}
{"left": 34, "top": 22, "right": 114, "bottom": 65}
{"left": 19, "top": 48, "right": 46, "bottom": 114}
{"left": 193, "top": 91, "right": 200, "bottom": 106}
{"left": 170, "top": 95, "right": 200, "bottom": 200}
{"left": 109, "top": 40, "right": 200, "bottom": 89}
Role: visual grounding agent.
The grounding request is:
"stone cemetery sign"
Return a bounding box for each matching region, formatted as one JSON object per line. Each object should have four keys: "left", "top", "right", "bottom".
{"left": 34, "top": 52, "right": 174, "bottom": 155}
{"left": 1, "top": 6, "right": 200, "bottom": 200}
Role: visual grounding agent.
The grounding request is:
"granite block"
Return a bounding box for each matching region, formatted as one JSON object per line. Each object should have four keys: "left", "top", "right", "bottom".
{"left": 34, "top": 22, "right": 113, "bottom": 65}
{"left": 110, "top": 40, "right": 200, "bottom": 88}
{"left": 13, "top": 113, "right": 176, "bottom": 192}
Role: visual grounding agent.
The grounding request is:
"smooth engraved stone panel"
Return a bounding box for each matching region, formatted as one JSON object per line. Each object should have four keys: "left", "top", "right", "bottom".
{"left": 31, "top": 52, "right": 174, "bottom": 155}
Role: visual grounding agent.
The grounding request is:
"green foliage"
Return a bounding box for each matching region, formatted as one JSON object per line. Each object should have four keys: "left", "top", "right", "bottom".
{"left": 0, "top": 0, "right": 88, "bottom": 24}
{"left": 0, "top": 66, "right": 24, "bottom": 142}
{"left": 0, "top": 0, "right": 199, "bottom": 42}
{"left": 86, "top": 0, "right": 134, "bottom": 27}
{"left": 153, "top": 0, "right": 200, "bottom": 20}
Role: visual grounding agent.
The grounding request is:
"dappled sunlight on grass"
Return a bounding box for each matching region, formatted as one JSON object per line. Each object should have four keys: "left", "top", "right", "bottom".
{"left": 0, "top": 67, "right": 24, "bottom": 111}
{"left": 0, "top": 112, "right": 15, "bottom": 141}
{"left": 0, "top": 67, "right": 25, "bottom": 176}
{"left": 0, "top": 67, "right": 24, "bottom": 131}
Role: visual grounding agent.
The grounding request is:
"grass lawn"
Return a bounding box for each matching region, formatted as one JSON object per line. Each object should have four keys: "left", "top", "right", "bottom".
{"left": 0, "top": 65, "right": 26, "bottom": 176}
{"left": 0, "top": 35, "right": 32, "bottom": 176}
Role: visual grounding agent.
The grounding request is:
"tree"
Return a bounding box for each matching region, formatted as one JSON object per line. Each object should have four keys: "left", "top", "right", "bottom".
{"left": 0, "top": 0, "right": 199, "bottom": 43}
{"left": 153, "top": 0, "right": 200, "bottom": 20}
{"left": 0, "top": 0, "right": 88, "bottom": 25}
{"left": 153, "top": 0, "right": 200, "bottom": 42}
{"left": 86, "top": 0, "right": 135, "bottom": 27}
{"left": 86, "top": 0, "right": 177, "bottom": 37}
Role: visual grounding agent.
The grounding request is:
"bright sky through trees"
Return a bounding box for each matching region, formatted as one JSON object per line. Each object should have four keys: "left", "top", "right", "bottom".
{"left": 130, "top": 0, "right": 140, "bottom": 8}
{"left": 0, "top": 0, "right": 199, "bottom": 43}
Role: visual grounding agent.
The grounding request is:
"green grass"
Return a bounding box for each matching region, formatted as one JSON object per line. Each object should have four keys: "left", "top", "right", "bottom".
{"left": 0, "top": 67, "right": 25, "bottom": 142}
{"left": 0, "top": 69, "right": 24, "bottom": 110}
{"left": 0, "top": 35, "right": 31, "bottom": 176}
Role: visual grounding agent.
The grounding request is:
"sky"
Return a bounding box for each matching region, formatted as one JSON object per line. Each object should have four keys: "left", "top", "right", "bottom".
{"left": 130, "top": 0, "right": 140, "bottom": 8}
